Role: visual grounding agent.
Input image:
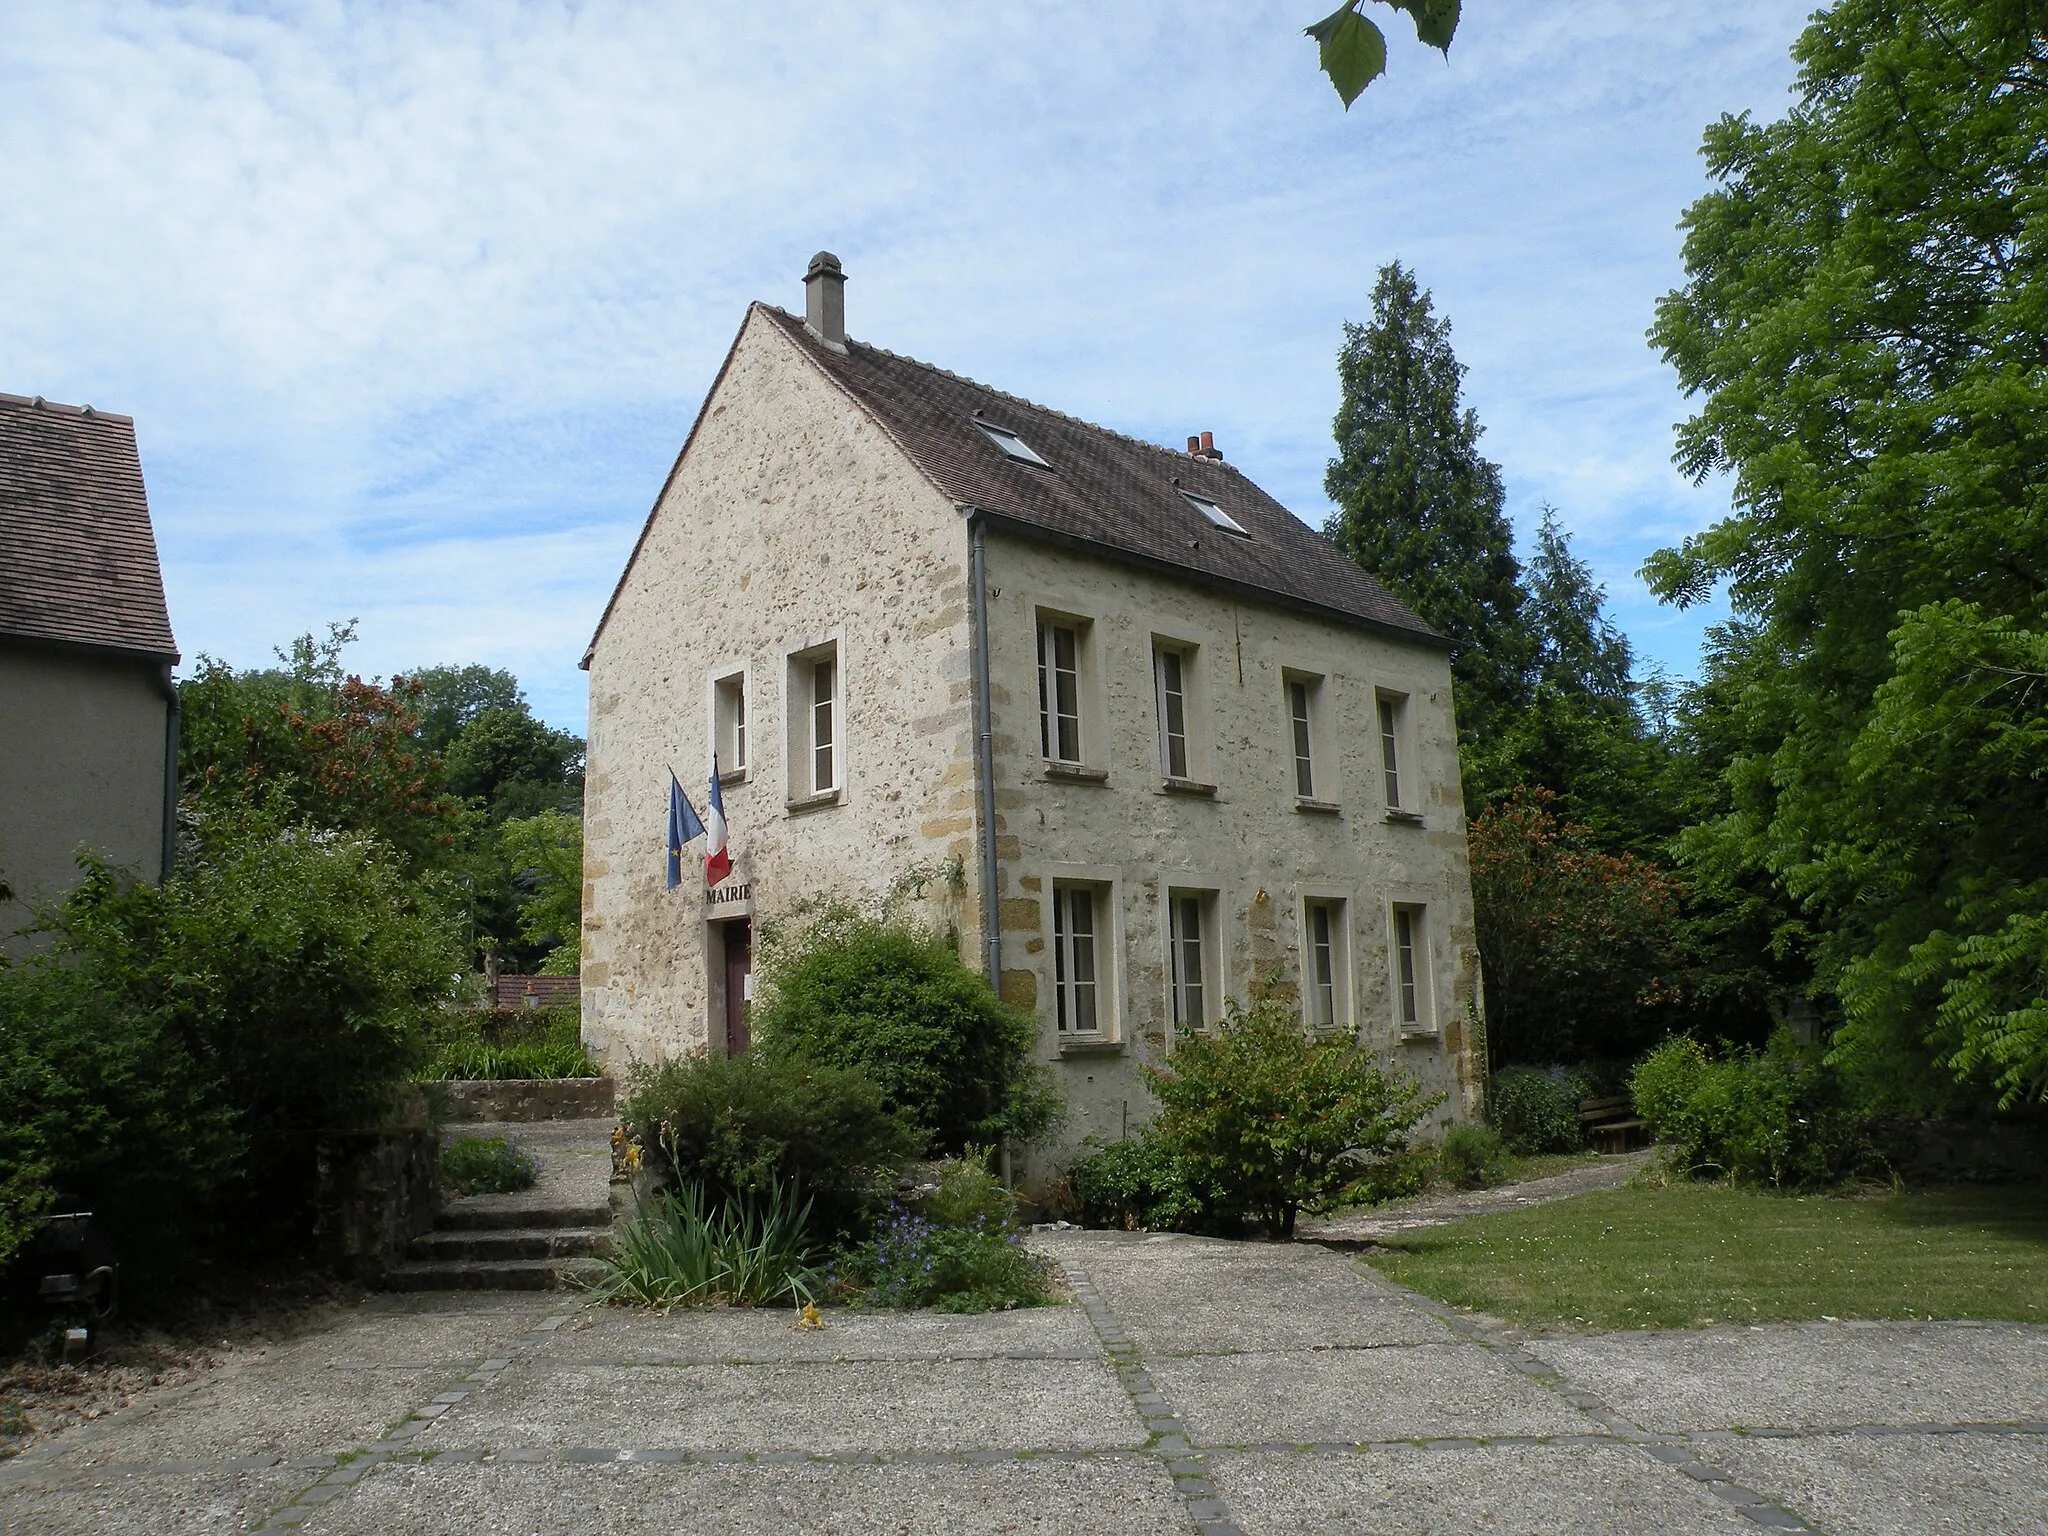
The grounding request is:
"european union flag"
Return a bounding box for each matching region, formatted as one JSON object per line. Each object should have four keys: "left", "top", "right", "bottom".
{"left": 666, "top": 770, "right": 705, "bottom": 892}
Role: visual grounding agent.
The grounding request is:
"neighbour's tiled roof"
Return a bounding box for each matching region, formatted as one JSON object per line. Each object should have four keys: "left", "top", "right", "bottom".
{"left": 755, "top": 306, "right": 1442, "bottom": 646}
{"left": 0, "top": 393, "right": 178, "bottom": 661}
{"left": 492, "top": 974, "right": 580, "bottom": 1009}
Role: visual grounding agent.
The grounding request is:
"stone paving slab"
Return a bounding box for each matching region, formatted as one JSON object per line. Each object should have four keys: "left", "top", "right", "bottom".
{"left": 1528, "top": 1322, "right": 2048, "bottom": 1432}
{"left": 419, "top": 1356, "right": 1148, "bottom": 1455}
{"left": 0, "top": 1464, "right": 304, "bottom": 1535}
{"left": 551, "top": 1299, "right": 1102, "bottom": 1362}
{"left": 1039, "top": 1232, "right": 1449, "bottom": 1355}
{"left": 1712, "top": 1430, "right": 2048, "bottom": 1536}
{"left": 302, "top": 1455, "right": 1189, "bottom": 1535}
{"left": 1150, "top": 1342, "right": 1600, "bottom": 1446}
{"left": 1208, "top": 1443, "right": 1759, "bottom": 1536}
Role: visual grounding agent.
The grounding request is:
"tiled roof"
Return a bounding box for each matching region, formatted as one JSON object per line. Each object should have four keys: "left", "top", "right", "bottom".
{"left": 756, "top": 306, "right": 1442, "bottom": 646}
{"left": 492, "top": 974, "right": 581, "bottom": 1009}
{"left": 0, "top": 393, "right": 177, "bottom": 661}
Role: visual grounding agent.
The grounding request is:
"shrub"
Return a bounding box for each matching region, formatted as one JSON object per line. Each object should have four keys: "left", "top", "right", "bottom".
{"left": 621, "top": 1048, "right": 920, "bottom": 1241}
{"left": 1146, "top": 1000, "right": 1439, "bottom": 1238}
{"left": 1063, "top": 1130, "right": 1219, "bottom": 1233}
{"left": 923, "top": 1147, "right": 1016, "bottom": 1229}
{"left": 839, "top": 1205, "right": 1051, "bottom": 1313}
{"left": 0, "top": 798, "right": 463, "bottom": 1282}
{"left": 591, "top": 1182, "right": 822, "bottom": 1309}
{"left": 1490, "top": 1066, "right": 1586, "bottom": 1155}
{"left": 440, "top": 1137, "right": 537, "bottom": 1196}
{"left": 1438, "top": 1123, "right": 1511, "bottom": 1188}
{"left": 752, "top": 909, "right": 1058, "bottom": 1153}
{"left": 1631, "top": 1031, "right": 1872, "bottom": 1189}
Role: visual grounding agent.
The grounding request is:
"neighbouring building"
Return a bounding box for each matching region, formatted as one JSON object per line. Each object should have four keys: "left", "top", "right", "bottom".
{"left": 581, "top": 256, "right": 1484, "bottom": 1167}
{"left": 0, "top": 393, "right": 180, "bottom": 955}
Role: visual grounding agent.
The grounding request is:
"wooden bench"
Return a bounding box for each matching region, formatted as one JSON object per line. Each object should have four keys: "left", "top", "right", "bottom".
{"left": 1579, "top": 1095, "right": 1647, "bottom": 1153}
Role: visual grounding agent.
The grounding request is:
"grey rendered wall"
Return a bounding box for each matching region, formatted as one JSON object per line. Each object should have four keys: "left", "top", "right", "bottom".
{"left": 582, "top": 309, "right": 982, "bottom": 1069}
{"left": 0, "top": 643, "right": 168, "bottom": 952}
{"left": 978, "top": 529, "right": 1485, "bottom": 1171}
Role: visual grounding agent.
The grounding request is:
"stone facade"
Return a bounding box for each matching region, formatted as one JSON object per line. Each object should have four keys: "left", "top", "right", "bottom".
{"left": 581, "top": 284, "right": 1484, "bottom": 1173}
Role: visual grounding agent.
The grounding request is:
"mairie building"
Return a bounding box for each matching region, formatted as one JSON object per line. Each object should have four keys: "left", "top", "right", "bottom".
{"left": 580, "top": 255, "right": 1485, "bottom": 1169}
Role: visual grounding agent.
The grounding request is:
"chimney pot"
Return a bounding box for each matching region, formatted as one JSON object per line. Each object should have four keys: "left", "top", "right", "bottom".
{"left": 1187, "top": 435, "right": 1200, "bottom": 454}
{"left": 1200, "top": 431, "right": 1216, "bottom": 456}
{"left": 804, "top": 250, "right": 847, "bottom": 349}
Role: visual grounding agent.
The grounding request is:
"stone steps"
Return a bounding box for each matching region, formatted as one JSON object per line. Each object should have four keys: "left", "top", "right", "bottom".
{"left": 380, "top": 1117, "right": 618, "bottom": 1292}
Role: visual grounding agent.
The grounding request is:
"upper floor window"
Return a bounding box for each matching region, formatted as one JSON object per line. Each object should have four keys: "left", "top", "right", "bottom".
{"left": 1038, "top": 618, "right": 1084, "bottom": 764}
{"left": 715, "top": 671, "right": 748, "bottom": 774}
{"left": 1378, "top": 692, "right": 1407, "bottom": 810}
{"left": 787, "top": 641, "right": 840, "bottom": 802}
{"left": 978, "top": 421, "right": 1051, "bottom": 467}
{"left": 1156, "top": 646, "right": 1192, "bottom": 780}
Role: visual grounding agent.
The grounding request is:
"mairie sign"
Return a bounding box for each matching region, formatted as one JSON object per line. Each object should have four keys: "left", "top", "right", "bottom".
{"left": 706, "top": 877, "right": 751, "bottom": 912}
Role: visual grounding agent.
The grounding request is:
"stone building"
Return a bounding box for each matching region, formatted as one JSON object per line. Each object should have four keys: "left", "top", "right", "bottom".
{"left": 581, "top": 256, "right": 1484, "bottom": 1162}
{"left": 0, "top": 393, "right": 180, "bottom": 955}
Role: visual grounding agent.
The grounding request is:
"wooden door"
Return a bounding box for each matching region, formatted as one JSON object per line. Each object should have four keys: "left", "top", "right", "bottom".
{"left": 723, "top": 919, "right": 752, "bottom": 1055}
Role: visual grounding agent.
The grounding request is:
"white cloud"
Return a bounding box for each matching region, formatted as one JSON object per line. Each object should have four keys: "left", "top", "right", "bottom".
{"left": 0, "top": 0, "right": 1813, "bottom": 727}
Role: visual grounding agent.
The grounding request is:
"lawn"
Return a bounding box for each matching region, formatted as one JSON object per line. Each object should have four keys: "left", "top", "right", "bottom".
{"left": 1368, "top": 1181, "right": 2048, "bottom": 1331}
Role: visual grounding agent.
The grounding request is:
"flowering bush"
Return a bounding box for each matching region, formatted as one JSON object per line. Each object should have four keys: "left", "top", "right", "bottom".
{"left": 1469, "top": 787, "right": 1686, "bottom": 1065}
{"left": 839, "top": 1205, "right": 1050, "bottom": 1313}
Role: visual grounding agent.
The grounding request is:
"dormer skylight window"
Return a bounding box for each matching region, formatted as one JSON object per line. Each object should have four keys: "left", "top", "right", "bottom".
{"left": 1180, "top": 491, "right": 1250, "bottom": 537}
{"left": 977, "top": 421, "right": 1051, "bottom": 467}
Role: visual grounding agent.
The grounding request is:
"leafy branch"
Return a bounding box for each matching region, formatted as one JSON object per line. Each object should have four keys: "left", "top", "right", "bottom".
{"left": 1306, "top": 0, "right": 1459, "bottom": 108}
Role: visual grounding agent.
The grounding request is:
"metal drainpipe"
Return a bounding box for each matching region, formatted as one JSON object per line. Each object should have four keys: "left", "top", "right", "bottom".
{"left": 159, "top": 663, "right": 181, "bottom": 881}
{"left": 969, "top": 517, "right": 1013, "bottom": 1189}
{"left": 969, "top": 517, "right": 1001, "bottom": 985}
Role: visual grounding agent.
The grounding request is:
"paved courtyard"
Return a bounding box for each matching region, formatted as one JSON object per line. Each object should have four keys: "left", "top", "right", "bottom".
{"left": 3, "top": 1230, "right": 2044, "bottom": 1534}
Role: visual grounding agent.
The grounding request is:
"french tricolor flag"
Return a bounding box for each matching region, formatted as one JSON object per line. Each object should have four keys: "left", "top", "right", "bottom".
{"left": 704, "top": 758, "right": 731, "bottom": 888}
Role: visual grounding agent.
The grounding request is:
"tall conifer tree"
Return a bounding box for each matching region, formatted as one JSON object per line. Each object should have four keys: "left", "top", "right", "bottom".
{"left": 1324, "top": 262, "right": 1530, "bottom": 750}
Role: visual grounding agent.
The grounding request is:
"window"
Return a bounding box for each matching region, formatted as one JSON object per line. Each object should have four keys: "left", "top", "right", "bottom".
{"left": 1289, "top": 678, "right": 1315, "bottom": 799}
{"left": 1378, "top": 694, "right": 1405, "bottom": 809}
{"left": 1179, "top": 491, "right": 1250, "bottom": 537}
{"left": 1038, "top": 619, "right": 1084, "bottom": 764}
{"left": 811, "top": 656, "right": 836, "bottom": 792}
{"left": 1168, "top": 890, "right": 1215, "bottom": 1033}
{"left": 787, "top": 641, "right": 840, "bottom": 802}
{"left": 1392, "top": 904, "right": 1432, "bottom": 1032}
{"left": 977, "top": 421, "right": 1051, "bottom": 467}
{"left": 1052, "top": 883, "right": 1103, "bottom": 1034}
{"left": 1304, "top": 899, "right": 1348, "bottom": 1029}
{"left": 715, "top": 672, "right": 748, "bottom": 773}
{"left": 1156, "top": 647, "right": 1191, "bottom": 780}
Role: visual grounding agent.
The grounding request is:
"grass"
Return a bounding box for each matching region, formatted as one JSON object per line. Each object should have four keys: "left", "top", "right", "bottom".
{"left": 441, "top": 1136, "right": 537, "bottom": 1196}
{"left": 1369, "top": 1180, "right": 2048, "bottom": 1330}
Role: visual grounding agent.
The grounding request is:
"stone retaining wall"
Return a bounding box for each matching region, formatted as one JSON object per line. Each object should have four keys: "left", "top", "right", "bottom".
{"left": 426, "top": 1077, "right": 617, "bottom": 1123}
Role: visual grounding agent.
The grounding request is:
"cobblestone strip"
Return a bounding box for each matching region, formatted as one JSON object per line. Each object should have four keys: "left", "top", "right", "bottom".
{"left": 1062, "top": 1260, "right": 1245, "bottom": 1536}
{"left": 1376, "top": 1281, "right": 1821, "bottom": 1535}
{"left": 251, "top": 1308, "right": 575, "bottom": 1534}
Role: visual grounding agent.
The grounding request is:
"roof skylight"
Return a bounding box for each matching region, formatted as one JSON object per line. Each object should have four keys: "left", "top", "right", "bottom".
{"left": 1180, "top": 491, "right": 1250, "bottom": 537}
{"left": 976, "top": 421, "right": 1051, "bottom": 467}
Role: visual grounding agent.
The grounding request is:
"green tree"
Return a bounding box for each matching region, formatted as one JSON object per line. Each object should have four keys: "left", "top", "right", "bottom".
{"left": 1326, "top": 261, "right": 1532, "bottom": 757}
{"left": 1647, "top": 1, "right": 2048, "bottom": 1108}
{"left": 408, "top": 664, "right": 525, "bottom": 756}
{"left": 499, "top": 810, "right": 584, "bottom": 975}
{"left": 443, "top": 707, "right": 584, "bottom": 824}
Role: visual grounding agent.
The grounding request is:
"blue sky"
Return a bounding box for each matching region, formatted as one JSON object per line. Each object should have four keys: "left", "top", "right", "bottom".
{"left": 1, "top": 1, "right": 1815, "bottom": 733}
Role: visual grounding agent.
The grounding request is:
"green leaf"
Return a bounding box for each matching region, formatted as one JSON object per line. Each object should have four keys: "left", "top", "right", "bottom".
{"left": 1387, "top": 0, "right": 1460, "bottom": 53}
{"left": 1306, "top": 4, "right": 1388, "bottom": 109}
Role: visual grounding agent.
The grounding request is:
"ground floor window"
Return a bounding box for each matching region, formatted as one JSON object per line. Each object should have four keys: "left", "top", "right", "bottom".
{"left": 1391, "top": 903, "right": 1431, "bottom": 1032}
{"left": 1053, "top": 882, "right": 1104, "bottom": 1034}
{"left": 1304, "top": 897, "right": 1347, "bottom": 1029}
{"left": 1168, "top": 888, "right": 1215, "bottom": 1032}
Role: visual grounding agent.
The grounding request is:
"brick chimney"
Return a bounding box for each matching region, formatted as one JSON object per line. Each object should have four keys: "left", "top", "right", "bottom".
{"left": 804, "top": 251, "right": 847, "bottom": 350}
{"left": 1188, "top": 431, "right": 1223, "bottom": 461}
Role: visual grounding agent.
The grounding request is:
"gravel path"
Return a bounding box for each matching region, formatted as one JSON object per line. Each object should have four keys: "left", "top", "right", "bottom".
{"left": 1300, "top": 1149, "right": 1657, "bottom": 1244}
{"left": 3, "top": 1210, "right": 2043, "bottom": 1534}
